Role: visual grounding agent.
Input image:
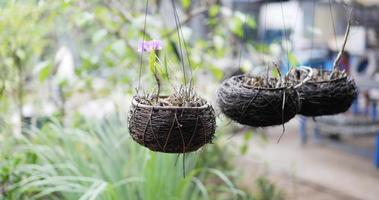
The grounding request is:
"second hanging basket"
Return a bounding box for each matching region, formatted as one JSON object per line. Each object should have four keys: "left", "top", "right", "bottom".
{"left": 128, "top": 96, "right": 216, "bottom": 153}
{"left": 294, "top": 69, "right": 357, "bottom": 117}
{"left": 217, "top": 75, "right": 301, "bottom": 127}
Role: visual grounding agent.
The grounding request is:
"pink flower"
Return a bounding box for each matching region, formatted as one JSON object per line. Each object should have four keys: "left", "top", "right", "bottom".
{"left": 138, "top": 39, "right": 163, "bottom": 53}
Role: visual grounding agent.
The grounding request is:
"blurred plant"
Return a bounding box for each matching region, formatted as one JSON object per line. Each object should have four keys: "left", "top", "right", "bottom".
{"left": 0, "top": 151, "right": 38, "bottom": 199}
{"left": 0, "top": 1, "right": 55, "bottom": 131}
{"left": 253, "top": 176, "right": 284, "bottom": 200}
{"left": 2, "top": 113, "right": 252, "bottom": 200}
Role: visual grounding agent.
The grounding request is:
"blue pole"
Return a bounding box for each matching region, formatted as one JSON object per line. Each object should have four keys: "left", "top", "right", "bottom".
{"left": 352, "top": 96, "right": 359, "bottom": 115}
{"left": 375, "top": 133, "right": 379, "bottom": 168}
{"left": 313, "top": 119, "right": 321, "bottom": 141}
{"left": 371, "top": 101, "right": 377, "bottom": 122}
{"left": 300, "top": 117, "right": 307, "bottom": 145}
{"left": 372, "top": 101, "right": 379, "bottom": 168}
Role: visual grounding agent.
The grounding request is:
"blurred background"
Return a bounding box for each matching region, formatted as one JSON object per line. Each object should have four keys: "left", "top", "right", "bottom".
{"left": 0, "top": 0, "right": 379, "bottom": 199}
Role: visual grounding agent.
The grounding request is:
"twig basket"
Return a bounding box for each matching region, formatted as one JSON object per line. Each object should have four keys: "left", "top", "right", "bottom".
{"left": 128, "top": 96, "right": 216, "bottom": 153}
{"left": 217, "top": 75, "right": 301, "bottom": 127}
{"left": 296, "top": 71, "right": 357, "bottom": 117}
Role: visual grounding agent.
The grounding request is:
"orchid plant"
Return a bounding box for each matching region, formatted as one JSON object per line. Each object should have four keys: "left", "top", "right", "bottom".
{"left": 138, "top": 39, "right": 168, "bottom": 100}
{"left": 137, "top": 40, "right": 201, "bottom": 107}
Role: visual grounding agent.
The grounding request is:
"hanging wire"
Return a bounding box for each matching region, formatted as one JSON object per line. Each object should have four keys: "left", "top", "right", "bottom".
{"left": 291, "top": 1, "right": 301, "bottom": 69}
{"left": 309, "top": 0, "right": 316, "bottom": 65}
{"left": 277, "top": 0, "right": 293, "bottom": 143}
{"left": 170, "top": 0, "right": 193, "bottom": 178}
{"left": 264, "top": 3, "right": 269, "bottom": 73}
{"left": 137, "top": 0, "right": 149, "bottom": 95}
{"left": 171, "top": 0, "right": 187, "bottom": 86}
{"left": 332, "top": 8, "right": 353, "bottom": 73}
{"left": 329, "top": 0, "right": 338, "bottom": 51}
{"left": 171, "top": 3, "right": 194, "bottom": 89}
{"left": 280, "top": 0, "right": 290, "bottom": 71}
{"left": 237, "top": 0, "right": 251, "bottom": 71}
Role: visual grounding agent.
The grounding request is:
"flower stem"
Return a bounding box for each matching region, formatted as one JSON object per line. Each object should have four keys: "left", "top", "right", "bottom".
{"left": 149, "top": 51, "right": 161, "bottom": 102}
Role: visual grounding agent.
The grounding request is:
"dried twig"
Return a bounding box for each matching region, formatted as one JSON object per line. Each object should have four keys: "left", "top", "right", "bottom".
{"left": 332, "top": 9, "right": 353, "bottom": 73}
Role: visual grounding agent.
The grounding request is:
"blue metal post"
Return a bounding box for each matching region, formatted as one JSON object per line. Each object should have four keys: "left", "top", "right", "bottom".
{"left": 375, "top": 134, "right": 379, "bottom": 168}
{"left": 313, "top": 118, "right": 321, "bottom": 141}
{"left": 372, "top": 101, "right": 379, "bottom": 168}
{"left": 352, "top": 97, "right": 359, "bottom": 115}
{"left": 371, "top": 101, "right": 377, "bottom": 122}
{"left": 300, "top": 117, "right": 307, "bottom": 145}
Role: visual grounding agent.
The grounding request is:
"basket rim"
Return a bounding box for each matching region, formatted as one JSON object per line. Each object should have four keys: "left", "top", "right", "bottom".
{"left": 295, "top": 68, "right": 350, "bottom": 84}
{"left": 229, "top": 75, "right": 291, "bottom": 91}
{"left": 132, "top": 96, "right": 212, "bottom": 110}
{"left": 307, "top": 75, "right": 348, "bottom": 84}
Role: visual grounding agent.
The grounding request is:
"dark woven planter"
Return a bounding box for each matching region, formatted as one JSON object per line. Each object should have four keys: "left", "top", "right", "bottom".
{"left": 297, "top": 74, "right": 357, "bottom": 117}
{"left": 217, "top": 75, "right": 301, "bottom": 127}
{"left": 128, "top": 96, "right": 216, "bottom": 153}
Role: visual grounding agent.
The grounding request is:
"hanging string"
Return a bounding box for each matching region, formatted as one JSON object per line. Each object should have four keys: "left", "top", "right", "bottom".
{"left": 332, "top": 8, "right": 353, "bottom": 73}
{"left": 170, "top": 0, "right": 193, "bottom": 178}
{"left": 263, "top": 3, "right": 268, "bottom": 43}
{"left": 171, "top": 3, "right": 194, "bottom": 89}
{"left": 329, "top": 0, "right": 338, "bottom": 51}
{"left": 137, "top": 0, "right": 149, "bottom": 95}
{"left": 264, "top": 3, "right": 269, "bottom": 77}
{"left": 237, "top": 0, "right": 251, "bottom": 71}
{"left": 280, "top": 1, "right": 290, "bottom": 71}
{"left": 277, "top": 0, "right": 292, "bottom": 143}
{"left": 171, "top": 0, "right": 187, "bottom": 86}
{"left": 309, "top": 0, "right": 316, "bottom": 65}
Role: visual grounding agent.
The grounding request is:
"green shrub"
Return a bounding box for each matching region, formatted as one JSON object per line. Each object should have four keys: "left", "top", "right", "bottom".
{"left": 3, "top": 114, "right": 251, "bottom": 200}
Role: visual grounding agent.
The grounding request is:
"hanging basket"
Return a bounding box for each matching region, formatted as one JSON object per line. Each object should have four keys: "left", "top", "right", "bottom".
{"left": 217, "top": 75, "right": 301, "bottom": 127}
{"left": 128, "top": 96, "right": 216, "bottom": 153}
{"left": 295, "top": 70, "right": 357, "bottom": 117}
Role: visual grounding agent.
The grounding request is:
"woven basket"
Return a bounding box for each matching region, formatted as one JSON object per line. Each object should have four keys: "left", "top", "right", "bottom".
{"left": 297, "top": 74, "right": 357, "bottom": 117}
{"left": 217, "top": 75, "right": 301, "bottom": 127}
{"left": 128, "top": 96, "right": 216, "bottom": 153}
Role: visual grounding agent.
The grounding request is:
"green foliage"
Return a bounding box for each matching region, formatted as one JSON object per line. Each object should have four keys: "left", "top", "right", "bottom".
{"left": 181, "top": 0, "right": 192, "bottom": 10}
{"left": 240, "top": 131, "right": 253, "bottom": 155}
{"left": 209, "top": 65, "right": 224, "bottom": 81}
{"left": 288, "top": 52, "right": 299, "bottom": 68}
{"left": 36, "top": 61, "right": 53, "bottom": 81}
{"left": 0, "top": 152, "right": 38, "bottom": 199}
{"left": 0, "top": 1, "right": 54, "bottom": 74}
{"left": 209, "top": 5, "right": 220, "bottom": 17}
{"left": 229, "top": 12, "right": 256, "bottom": 38}
{"left": 253, "top": 176, "right": 284, "bottom": 200}
{"left": 3, "top": 114, "right": 252, "bottom": 200}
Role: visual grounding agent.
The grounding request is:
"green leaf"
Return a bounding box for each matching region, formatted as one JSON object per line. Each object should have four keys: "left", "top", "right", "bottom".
{"left": 209, "top": 5, "right": 220, "bottom": 17}
{"left": 163, "top": 54, "right": 170, "bottom": 80}
{"left": 37, "top": 61, "right": 52, "bottom": 81}
{"left": 149, "top": 51, "right": 156, "bottom": 75}
{"left": 243, "top": 131, "right": 253, "bottom": 141}
{"left": 288, "top": 52, "right": 299, "bottom": 68}
{"left": 246, "top": 16, "right": 256, "bottom": 29}
{"left": 272, "top": 68, "right": 280, "bottom": 78}
{"left": 181, "top": 0, "right": 191, "bottom": 10}
{"left": 229, "top": 16, "right": 244, "bottom": 38}
{"left": 209, "top": 66, "right": 223, "bottom": 80}
{"left": 240, "top": 144, "right": 248, "bottom": 155}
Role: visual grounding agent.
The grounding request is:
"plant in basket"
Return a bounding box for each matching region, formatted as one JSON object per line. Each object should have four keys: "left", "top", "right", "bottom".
{"left": 128, "top": 39, "right": 216, "bottom": 154}
{"left": 217, "top": 65, "right": 302, "bottom": 127}
{"left": 289, "top": 13, "right": 357, "bottom": 117}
